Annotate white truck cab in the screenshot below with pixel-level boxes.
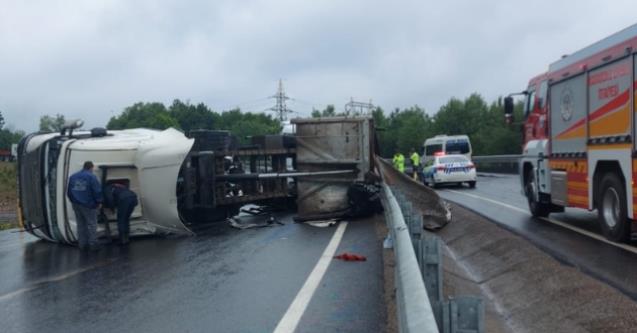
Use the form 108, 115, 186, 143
17, 127, 194, 243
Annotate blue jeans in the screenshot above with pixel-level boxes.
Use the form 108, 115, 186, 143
72, 203, 98, 248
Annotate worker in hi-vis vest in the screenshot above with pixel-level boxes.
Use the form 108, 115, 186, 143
392, 152, 405, 173
409, 148, 420, 180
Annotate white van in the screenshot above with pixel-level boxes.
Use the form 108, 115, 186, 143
422, 135, 472, 164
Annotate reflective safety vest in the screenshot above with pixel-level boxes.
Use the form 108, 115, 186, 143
410, 152, 420, 167
393, 154, 405, 173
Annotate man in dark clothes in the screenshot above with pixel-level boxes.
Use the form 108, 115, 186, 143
104, 183, 138, 245
67, 161, 103, 251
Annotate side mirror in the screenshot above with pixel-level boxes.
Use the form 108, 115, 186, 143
504, 97, 514, 124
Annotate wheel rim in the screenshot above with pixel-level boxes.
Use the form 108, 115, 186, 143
602, 187, 620, 229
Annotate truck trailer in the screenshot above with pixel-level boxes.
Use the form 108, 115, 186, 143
505, 23, 637, 242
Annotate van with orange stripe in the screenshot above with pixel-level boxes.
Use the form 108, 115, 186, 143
505, 24, 637, 242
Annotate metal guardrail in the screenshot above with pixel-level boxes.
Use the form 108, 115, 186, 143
381, 183, 484, 333
381, 182, 439, 333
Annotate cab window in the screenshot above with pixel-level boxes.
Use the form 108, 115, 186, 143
524, 89, 536, 119
538, 80, 548, 109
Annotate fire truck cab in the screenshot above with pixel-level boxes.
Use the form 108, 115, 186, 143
506, 24, 637, 242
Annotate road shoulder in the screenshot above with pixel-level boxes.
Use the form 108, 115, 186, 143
440, 203, 637, 332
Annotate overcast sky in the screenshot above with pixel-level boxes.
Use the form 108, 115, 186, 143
1, 0, 636, 132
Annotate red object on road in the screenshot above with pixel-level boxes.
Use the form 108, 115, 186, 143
333, 252, 367, 261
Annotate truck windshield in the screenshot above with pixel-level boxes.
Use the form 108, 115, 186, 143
445, 140, 469, 154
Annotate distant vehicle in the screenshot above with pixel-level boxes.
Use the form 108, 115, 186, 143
421, 135, 472, 164
422, 154, 476, 188
505, 23, 637, 242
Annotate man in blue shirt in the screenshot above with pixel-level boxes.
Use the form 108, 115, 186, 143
67, 161, 103, 250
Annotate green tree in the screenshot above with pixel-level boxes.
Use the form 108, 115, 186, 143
0, 128, 24, 150
39, 114, 66, 132
472, 98, 524, 155
390, 106, 433, 156
169, 99, 219, 132
217, 109, 281, 143
311, 105, 337, 118
107, 102, 179, 130
0, 110, 4, 129
106, 101, 282, 144
433, 94, 487, 136
374, 94, 523, 157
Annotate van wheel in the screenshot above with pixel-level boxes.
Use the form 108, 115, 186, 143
598, 173, 629, 242
525, 169, 550, 217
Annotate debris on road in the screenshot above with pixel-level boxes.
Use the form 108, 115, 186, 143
305, 220, 338, 228
333, 252, 367, 261
228, 214, 284, 230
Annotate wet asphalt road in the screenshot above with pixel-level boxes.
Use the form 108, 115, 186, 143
0, 213, 385, 333
436, 173, 637, 300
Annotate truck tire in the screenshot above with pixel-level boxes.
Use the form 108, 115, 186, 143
468, 181, 476, 188
597, 173, 630, 242
525, 169, 550, 217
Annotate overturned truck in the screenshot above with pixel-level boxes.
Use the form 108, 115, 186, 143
17, 117, 378, 244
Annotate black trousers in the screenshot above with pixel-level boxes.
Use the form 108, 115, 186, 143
117, 197, 138, 237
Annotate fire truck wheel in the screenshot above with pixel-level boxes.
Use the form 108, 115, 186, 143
525, 170, 550, 217
598, 173, 630, 242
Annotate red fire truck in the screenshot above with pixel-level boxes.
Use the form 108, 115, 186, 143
505, 24, 637, 242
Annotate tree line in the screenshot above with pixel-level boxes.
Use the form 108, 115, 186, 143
0, 111, 24, 151
106, 99, 282, 142
0, 93, 523, 156
309, 93, 524, 157
372, 93, 524, 157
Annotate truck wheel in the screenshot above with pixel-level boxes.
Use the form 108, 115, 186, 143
468, 181, 476, 188
525, 169, 550, 217
598, 173, 630, 242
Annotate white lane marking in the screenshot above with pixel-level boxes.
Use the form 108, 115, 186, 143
274, 221, 348, 333
445, 189, 528, 214
444, 189, 637, 255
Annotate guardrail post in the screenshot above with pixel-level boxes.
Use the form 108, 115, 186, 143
449, 296, 484, 333
411, 214, 423, 240
434, 301, 450, 333
420, 233, 443, 304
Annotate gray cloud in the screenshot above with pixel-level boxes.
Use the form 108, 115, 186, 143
0, 0, 635, 131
